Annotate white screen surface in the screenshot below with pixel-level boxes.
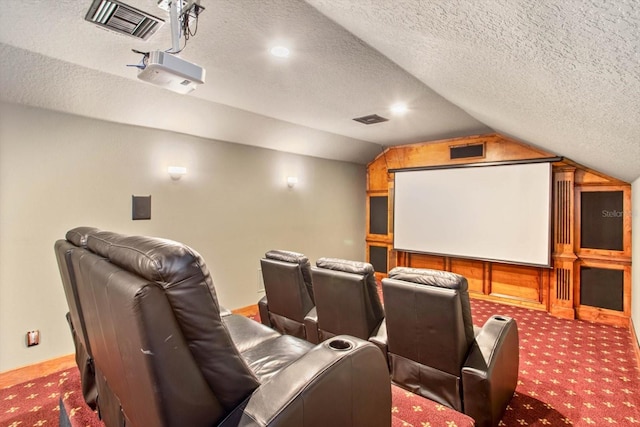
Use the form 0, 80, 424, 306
393, 162, 551, 266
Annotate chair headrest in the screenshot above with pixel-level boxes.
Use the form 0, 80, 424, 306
388, 267, 468, 292
65, 226, 100, 247
86, 231, 207, 288
316, 258, 374, 276
265, 249, 309, 266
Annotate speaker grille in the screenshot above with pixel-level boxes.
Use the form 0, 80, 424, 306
449, 143, 484, 159
555, 180, 571, 244
369, 246, 388, 273
580, 267, 623, 311
555, 268, 571, 301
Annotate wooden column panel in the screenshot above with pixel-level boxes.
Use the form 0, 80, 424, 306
550, 167, 577, 319
550, 259, 577, 318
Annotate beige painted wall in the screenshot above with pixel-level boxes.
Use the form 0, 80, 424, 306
0, 102, 366, 372
632, 177, 639, 347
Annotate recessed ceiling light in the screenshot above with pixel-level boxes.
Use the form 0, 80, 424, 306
270, 46, 290, 58
390, 103, 408, 115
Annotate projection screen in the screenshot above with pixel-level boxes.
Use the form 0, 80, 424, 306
393, 161, 552, 267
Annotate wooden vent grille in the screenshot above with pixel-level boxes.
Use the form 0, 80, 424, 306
555, 268, 571, 301
555, 180, 571, 244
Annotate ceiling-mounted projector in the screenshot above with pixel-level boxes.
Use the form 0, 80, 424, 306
137, 50, 205, 94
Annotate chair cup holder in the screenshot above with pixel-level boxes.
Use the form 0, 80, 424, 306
327, 338, 353, 351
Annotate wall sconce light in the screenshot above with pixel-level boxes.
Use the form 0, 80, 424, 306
287, 176, 298, 188
168, 166, 187, 180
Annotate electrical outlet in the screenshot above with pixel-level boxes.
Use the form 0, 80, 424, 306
26, 330, 40, 347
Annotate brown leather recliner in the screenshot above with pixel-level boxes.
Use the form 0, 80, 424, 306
54, 226, 100, 409
306, 258, 386, 350
258, 250, 315, 340
381, 267, 519, 427
55, 228, 391, 427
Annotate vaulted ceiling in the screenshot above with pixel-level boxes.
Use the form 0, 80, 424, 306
1, 1, 638, 181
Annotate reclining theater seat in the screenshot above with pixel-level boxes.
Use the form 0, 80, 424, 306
56, 227, 391, 427
382, 267, 519, 427
54, 226, 100, 409
307, 258, 385, 348
258, 249, 315, 339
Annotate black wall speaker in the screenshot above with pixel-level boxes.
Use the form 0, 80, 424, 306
132, 195, 151, 220
580, 191, 623, 250
450, 143, 485, 160
369, 245, 388, 273
369, 196, 388, 235
580, 266, 623, 311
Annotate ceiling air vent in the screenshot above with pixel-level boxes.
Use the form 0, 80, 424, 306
353, 114, 389, 125
85, 0, 164, 40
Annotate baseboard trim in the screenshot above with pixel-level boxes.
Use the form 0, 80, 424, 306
631, 318, 640, 371
0, 354, 75, 389
232, 304, 259, 318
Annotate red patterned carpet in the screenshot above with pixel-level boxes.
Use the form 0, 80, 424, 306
2, 299, 639, 427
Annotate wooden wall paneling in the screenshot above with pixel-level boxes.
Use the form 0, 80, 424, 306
490, 264, 544, 306
367, 155, 389, 192
450, 258, 485, 294
483, 262, 491, 295
365, 133, 631, 326
388, 181, 395, 235
541, 267, 551, 311
406, 253, 447, 271
550, 167, 577, 319
569, 158, 629, 186
380, 134, 554, 170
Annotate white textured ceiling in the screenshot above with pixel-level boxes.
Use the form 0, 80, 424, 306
305, 0, 640, 181
1, 0, 638, 181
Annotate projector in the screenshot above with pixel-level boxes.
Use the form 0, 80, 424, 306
137, 50, 205, 94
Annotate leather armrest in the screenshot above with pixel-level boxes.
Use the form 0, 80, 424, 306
368, 319, 388, 367
462, 315, 519, 427
220, 336, 391, 427
303, 307, 319, 344
258, 295, 271, 327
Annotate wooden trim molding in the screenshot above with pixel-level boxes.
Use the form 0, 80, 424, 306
232, 304, 259, 318
0, 354, 75, 389
631, 318, 640, 371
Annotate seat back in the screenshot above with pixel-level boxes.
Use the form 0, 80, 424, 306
54, 227, 99, 408
384, 267, 474, 370
384, 267, 520, 426
382, 267, 475, 411
311, 258, 384, 342
382, 267, 474, 411
61, 228, 260, 426
260, 250, 315, 338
